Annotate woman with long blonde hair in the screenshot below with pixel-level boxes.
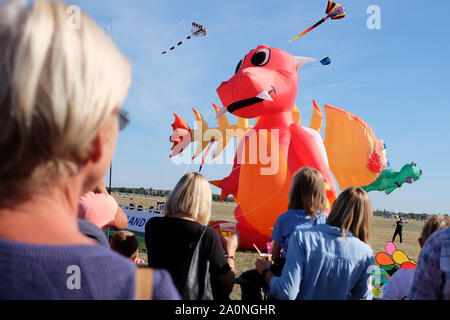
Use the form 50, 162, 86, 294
256, 186, 375, 300
239, 167, 328, 300
145, 172, 238, 300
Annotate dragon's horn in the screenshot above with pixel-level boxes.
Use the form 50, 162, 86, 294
294, 56, 316, 70
209, 180, 221, 188
212, 103, 230, 158
292, 105, 301, 125
191, 108, 211, 159
310, 100, 323, 132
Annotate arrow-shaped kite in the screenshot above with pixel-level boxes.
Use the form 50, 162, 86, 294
161, 22, 207, 54
289, 0, 345, 43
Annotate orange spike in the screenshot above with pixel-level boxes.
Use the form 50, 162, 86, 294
171, 113, 190, 132
209, 180, 221, 188
310, 100, 323, 132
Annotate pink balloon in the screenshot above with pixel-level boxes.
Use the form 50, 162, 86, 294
385, 241, 396, 255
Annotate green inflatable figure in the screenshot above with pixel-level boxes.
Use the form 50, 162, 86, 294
362, 162, 422, 195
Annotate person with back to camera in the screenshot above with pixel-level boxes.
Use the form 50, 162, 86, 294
255, 187, 375, 300
145, 172, 239, 300
237, 167, 329, 300
77, 178, 128, 247
0, 0, 179, 300
78, 178, 129, 231
407, 226, 450, 300
383, 215, 450, 300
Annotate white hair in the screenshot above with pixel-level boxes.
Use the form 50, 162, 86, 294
0, 0, 131, 201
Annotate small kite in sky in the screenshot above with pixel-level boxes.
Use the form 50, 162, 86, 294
161, 22, 207, 54
289, 0, 345, 43
320, 57, 331, 65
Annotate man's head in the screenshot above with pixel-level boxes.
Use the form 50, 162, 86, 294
110, 230, 140, 261
418, 215, 450, 248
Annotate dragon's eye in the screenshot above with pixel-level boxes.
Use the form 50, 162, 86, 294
235, 56, 245, 74
251, 48, 271, 66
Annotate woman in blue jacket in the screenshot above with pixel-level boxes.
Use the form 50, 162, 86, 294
255, 187, 375, 300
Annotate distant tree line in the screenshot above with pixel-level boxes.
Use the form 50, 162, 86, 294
373, 209, 447, 221
111, 187, 235, 203
212, 194, 235, 203
110, 187, 170, 197
111, 188, 446, 213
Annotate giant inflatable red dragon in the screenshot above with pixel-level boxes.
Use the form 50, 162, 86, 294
169, 45, 389, 249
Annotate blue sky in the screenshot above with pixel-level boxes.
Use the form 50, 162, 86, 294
68, 0, 449, 214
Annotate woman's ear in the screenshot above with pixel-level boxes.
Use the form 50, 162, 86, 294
131, 250, 139, 263
88, 129, 105, 164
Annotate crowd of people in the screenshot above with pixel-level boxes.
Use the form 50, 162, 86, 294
0, 0, 448, 301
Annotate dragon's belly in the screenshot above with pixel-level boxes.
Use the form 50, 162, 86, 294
236, 130, 292, 237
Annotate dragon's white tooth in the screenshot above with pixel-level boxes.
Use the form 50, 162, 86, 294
215, 107, 228, 119
256, 91, 273, 101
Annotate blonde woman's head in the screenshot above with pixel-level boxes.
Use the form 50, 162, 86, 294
164, 172, 212, 226
419, 215, 450, 247
0, 0, 131, 203
288, 167, 327, 219
326, 187, 373, 244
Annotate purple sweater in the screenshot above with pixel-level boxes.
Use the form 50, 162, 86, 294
0, 237, 180, 300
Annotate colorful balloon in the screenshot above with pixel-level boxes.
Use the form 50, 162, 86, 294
392, 250, 411, 265
376, 252, 395, 266
385, 241, 396, 255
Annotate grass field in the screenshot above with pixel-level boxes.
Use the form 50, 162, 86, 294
113, 193, 425, 300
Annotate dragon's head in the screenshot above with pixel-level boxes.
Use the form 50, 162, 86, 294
216, 45, 315, 119
401, 162, 423, 184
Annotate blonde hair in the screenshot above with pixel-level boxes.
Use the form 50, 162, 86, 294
326, 187, 373, 244
420, 215, 450, 244
0, 0, 131, 203
164, 172, 212, 226
288, 167, 327, 220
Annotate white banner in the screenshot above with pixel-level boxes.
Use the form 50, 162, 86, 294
123, 208, 164, 233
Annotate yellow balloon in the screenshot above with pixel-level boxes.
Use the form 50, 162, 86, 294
392, 250, 410, 265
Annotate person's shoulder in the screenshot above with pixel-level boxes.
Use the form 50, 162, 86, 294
204, 225, 221, 241
79, 244, 135, 268
79, 192, 117, 211
145, 216, 165, 230
291, 224, 318, 242
79, 191, 95, 201
274, 210, 291, 222
356, 239, 374, 258
421, 227, 450, 255
78, 219, 109, 247
427, 227, 450, 244
315, 212, 328, 224
151, 268, 181, 300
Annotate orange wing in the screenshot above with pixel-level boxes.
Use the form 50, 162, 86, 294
323, 104, 387, 189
